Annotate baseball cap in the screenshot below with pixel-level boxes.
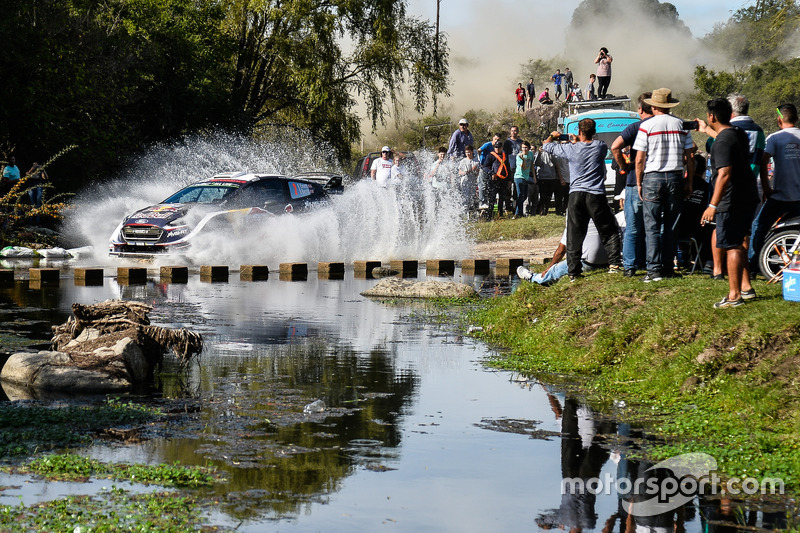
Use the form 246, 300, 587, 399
493, 141, 503, 148
459, 118, 468, 125
381, 146, 391, 152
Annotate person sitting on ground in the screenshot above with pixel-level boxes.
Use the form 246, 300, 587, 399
539, 88, 553, 105
517, 218, 623, 285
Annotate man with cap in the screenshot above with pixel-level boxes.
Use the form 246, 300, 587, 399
447, 119, 475, 160
370, 146, 395, 186
633, 88, 695, 282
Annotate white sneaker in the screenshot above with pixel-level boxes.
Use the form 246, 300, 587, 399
479, 203, 489, 210
516, 266, 533, 281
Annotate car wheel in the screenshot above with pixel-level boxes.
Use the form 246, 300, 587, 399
759, 229, 800, 279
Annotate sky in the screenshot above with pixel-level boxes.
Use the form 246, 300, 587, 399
364, 0, 752, 142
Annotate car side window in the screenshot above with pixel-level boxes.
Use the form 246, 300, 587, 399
240, 180, 286, 208
288, 181, 315, 199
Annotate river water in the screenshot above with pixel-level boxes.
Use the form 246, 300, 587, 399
0, 266, 788, 532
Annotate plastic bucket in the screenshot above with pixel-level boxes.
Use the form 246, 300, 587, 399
783, 269, 800, 301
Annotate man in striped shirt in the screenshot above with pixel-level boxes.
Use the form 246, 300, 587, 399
633, 88, 695, 282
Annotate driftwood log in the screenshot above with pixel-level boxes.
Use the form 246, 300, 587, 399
51, 300, 203, 369
0, 300, 204, 397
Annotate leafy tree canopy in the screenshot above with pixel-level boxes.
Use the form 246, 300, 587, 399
703, 0, 800, 65
0, 0, 449, 187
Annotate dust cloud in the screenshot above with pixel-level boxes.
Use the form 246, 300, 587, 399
370, 0, 735, 139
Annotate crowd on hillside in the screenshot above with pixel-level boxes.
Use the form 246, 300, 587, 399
370, 84, 800, 308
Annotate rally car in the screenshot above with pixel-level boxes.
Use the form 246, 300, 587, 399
109, 172, 334, 257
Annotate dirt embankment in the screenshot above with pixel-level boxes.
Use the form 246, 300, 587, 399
472, 237, 561, 264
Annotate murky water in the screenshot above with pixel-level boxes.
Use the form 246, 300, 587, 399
0, 269, 789, 532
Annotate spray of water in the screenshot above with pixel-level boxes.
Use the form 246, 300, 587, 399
63, 132, 474, 265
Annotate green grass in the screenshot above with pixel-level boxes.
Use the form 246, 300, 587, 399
0, 487, 227, 532
19, 454, 219, 487
470, 214, 565, 242
470, 270, 800, 489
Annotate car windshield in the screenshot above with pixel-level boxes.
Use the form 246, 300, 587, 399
162, 183, 240, 204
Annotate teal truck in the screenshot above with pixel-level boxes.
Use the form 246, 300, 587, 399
558, 97, 640, 204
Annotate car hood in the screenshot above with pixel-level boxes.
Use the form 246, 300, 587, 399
123, 204, 191, 228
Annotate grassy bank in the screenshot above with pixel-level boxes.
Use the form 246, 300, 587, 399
471, 268, 800, 489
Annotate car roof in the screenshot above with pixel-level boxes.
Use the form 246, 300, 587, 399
207, 172, 285, 183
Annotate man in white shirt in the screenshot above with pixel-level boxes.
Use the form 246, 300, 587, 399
633, 88, 694, 282
370, 146, 394, 186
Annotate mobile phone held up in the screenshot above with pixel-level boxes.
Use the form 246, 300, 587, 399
557, 134, 570, 141
682, 120, 699, 130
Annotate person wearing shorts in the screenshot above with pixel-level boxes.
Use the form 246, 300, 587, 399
698, 98, 759, 308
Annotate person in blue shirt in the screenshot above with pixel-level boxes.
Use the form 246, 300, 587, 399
2, 156, 20, 196
478, 134, 501, 210
551, 69, 565, 101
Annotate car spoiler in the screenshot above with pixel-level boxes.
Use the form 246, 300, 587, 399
291, 173, 344, 194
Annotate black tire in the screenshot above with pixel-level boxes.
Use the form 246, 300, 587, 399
759, 229, 800, 279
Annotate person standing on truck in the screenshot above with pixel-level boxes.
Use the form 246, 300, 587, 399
542, 118, 623, 280
633, 88, 694, 282
594, 47, 613, 99
611, 92, 653, 276
585, 74, 597, 101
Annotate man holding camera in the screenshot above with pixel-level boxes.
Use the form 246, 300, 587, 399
542, 119, 623, 281
633, 88, 695, 282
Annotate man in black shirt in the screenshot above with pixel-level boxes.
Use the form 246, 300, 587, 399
698, 98, 759, 308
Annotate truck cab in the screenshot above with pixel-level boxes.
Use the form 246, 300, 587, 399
558, 97, 640, 204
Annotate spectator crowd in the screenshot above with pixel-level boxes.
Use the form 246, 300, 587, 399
369, 80, 800, 308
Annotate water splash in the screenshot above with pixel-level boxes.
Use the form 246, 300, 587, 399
63, 132, 474, 265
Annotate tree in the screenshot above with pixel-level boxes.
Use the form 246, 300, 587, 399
0, 0, 449, 187
224, 0, 449, 161
0, 0, 233, 188
703, 0, 800, 64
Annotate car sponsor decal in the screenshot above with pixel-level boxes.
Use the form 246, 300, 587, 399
289, 181, 313, 199
135, 211, 177, 219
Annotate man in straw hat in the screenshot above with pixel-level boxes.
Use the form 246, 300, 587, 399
632, 88, 695, 282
